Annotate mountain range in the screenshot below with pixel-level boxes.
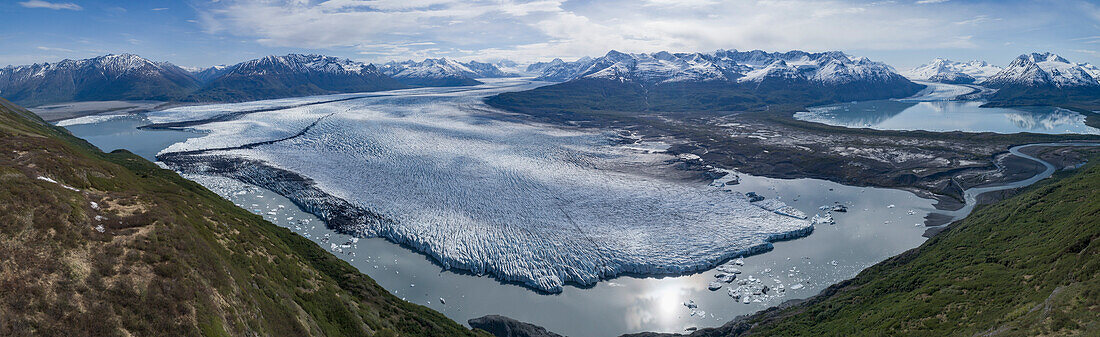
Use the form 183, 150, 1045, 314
0, 54, 200, 106
527, 50, 912, 87
0, 54, 519, 106
982, 52, 1099, 89
979, 53, 1100, 108
4, 51, 1098, 111
379, 58, 516, 87
183, 54, 406, 102
902, 58, 1004, 84
491, 49, 925, 115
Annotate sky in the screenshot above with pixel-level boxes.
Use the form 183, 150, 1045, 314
2, 0, 1099, 69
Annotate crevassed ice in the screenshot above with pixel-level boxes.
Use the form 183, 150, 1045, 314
166, 82, 813, 292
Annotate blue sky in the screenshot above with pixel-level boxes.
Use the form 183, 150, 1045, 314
2, 0, 1099, 69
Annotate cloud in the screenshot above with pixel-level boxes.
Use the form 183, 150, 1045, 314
192, 0, 1061, 63
955, 15, 1000, 25
915, 0, 949, 4
18, 0, 82, 10
36, 46, 73, 52
152, 8, 169, 11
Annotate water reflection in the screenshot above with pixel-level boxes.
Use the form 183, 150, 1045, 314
796, 100, 1099, 134
625, 279, 698, 331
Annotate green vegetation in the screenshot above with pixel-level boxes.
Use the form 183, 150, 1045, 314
0, 98, 487, 336
637, 157, 1100, 336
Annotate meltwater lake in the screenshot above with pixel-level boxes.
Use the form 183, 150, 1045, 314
62, 79, 1046, 336
794, 100, 1099, 134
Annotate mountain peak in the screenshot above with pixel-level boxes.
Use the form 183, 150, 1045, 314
903, 57, 1002, 83
1023, 52, 1068, 64
984, 52, 1098, 88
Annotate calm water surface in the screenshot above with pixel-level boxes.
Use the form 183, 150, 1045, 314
794, 100, 1099, 134
59, 115, 201, 160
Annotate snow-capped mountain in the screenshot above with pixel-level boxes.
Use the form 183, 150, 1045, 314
188, 65, 229, 83
526, 57, 595, 81
903, 58, 1003, 84
487, 59, 525, 75
1080, 62, 1100, 80
463, 61, 513, 78
186, 54, 406, 102
529, 49, 911, 87
491, 49, 924, 114
982, 52, 1099, 89
380, 58, 516, 87
0, 53, 200, 106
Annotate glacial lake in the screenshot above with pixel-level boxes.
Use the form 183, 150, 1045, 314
58, 114, 202, 161
794, 100, 1100, 134
61, 83, 942, 336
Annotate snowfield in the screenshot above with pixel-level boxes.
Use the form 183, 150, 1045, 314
158, 79, 814, 293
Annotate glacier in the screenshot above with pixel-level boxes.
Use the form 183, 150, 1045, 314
157, 79, 814, 293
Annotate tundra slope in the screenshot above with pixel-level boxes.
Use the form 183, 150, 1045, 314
0, 98, 486, 336
157, 80, 816, 293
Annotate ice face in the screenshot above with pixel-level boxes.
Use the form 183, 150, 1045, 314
160, 80, 813, 293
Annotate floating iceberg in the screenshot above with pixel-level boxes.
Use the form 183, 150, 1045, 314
752, 199, 808, 219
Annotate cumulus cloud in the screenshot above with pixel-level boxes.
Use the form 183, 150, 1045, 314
192, 0, 1068, 62
18, 0, 82, 10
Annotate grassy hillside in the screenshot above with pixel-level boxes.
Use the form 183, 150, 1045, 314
628, 156, 1100, 337
0, 98, 486, 337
